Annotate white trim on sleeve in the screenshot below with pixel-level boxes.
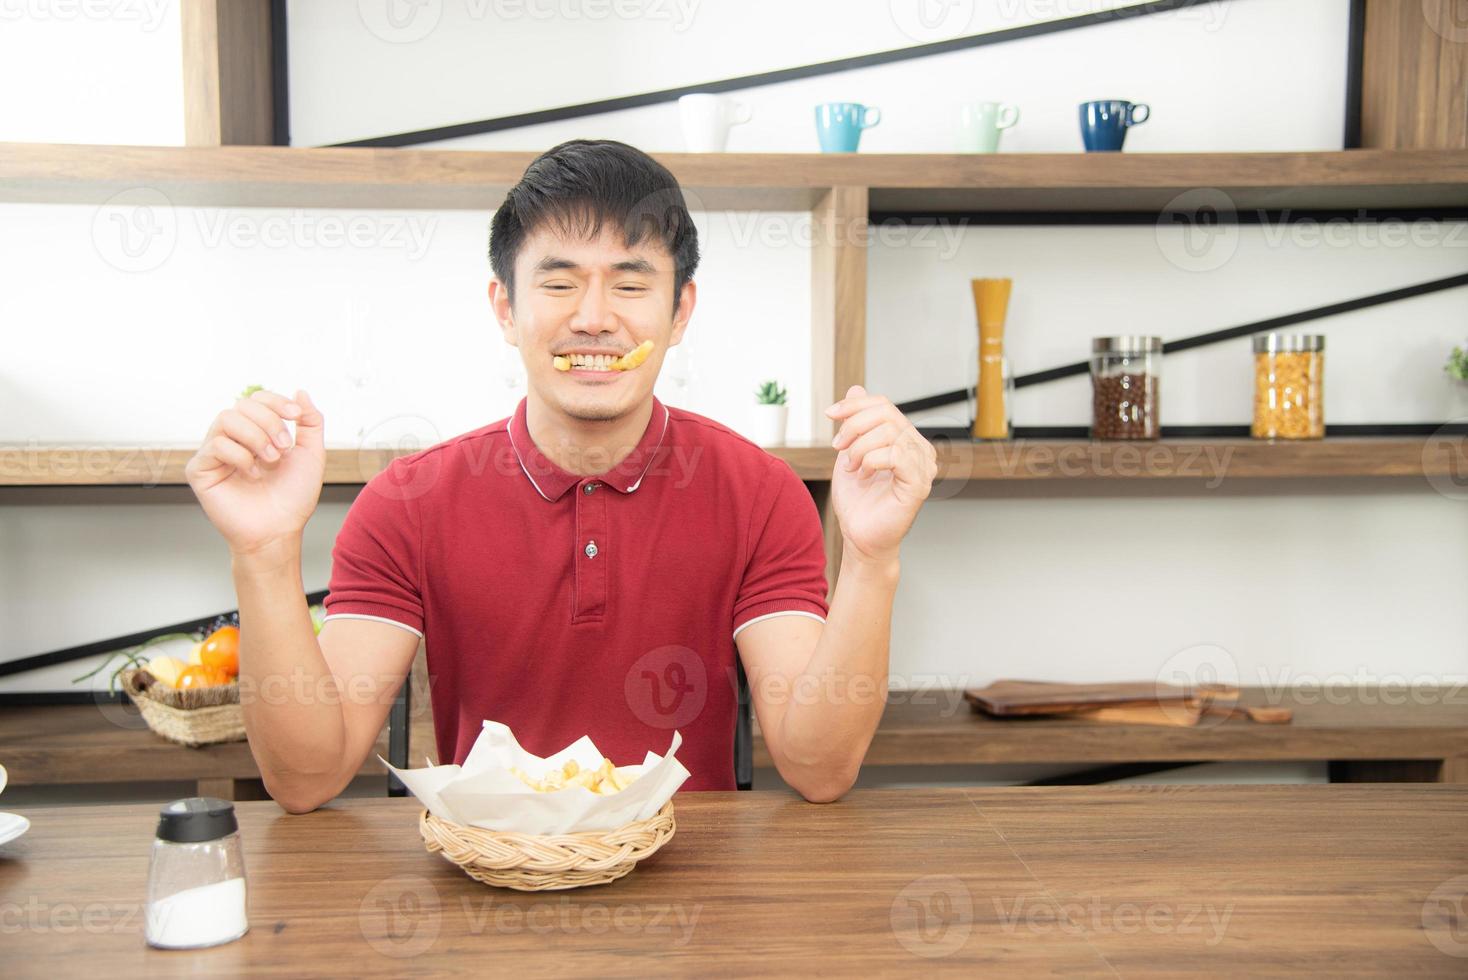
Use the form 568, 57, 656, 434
321, 612, 425, 639
731, 609, 826, 641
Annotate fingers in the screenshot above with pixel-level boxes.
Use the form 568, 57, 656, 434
221, 402, 285, 464
235, 398, 294, 457
850, 445, 894, 477
192, 434, 261, 481
188, 387, 319, 492
290, 389, 324, 452
841, 421, 897, 469
832, 402, 900, 450
246, 388, 302, 420
826, 392, 887, 421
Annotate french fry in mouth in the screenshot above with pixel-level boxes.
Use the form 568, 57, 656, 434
614, 339, 654, 371
552, 340, 655, 373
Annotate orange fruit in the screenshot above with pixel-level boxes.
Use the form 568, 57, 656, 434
177, 664, 231, 690
200, 626, 240, 678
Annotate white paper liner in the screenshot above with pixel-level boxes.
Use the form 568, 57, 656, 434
379, 720, 690, 835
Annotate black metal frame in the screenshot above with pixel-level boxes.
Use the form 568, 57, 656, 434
1344, 0, 1367, 148
270, 0, 291, 146
0, 590, 329, 682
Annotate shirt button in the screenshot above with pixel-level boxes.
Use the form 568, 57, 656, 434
584, 540, 598, 559
583, 483, 599, 495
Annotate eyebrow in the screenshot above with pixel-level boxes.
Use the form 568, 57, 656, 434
532, 256, 658, 275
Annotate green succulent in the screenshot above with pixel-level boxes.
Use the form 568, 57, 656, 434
1446, 346, 1468, 382
755, 380, 787, 406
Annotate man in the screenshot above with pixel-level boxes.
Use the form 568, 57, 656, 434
186, 140, 936, 810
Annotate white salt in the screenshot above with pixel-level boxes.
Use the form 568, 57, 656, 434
145, 876, 249, 949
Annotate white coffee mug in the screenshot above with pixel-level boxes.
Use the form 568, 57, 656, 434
679, 94, 753, 152
957, 102, 1020, 153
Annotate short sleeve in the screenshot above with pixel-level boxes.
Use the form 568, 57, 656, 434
323, 460, 425, 639
732, 459, 830, 640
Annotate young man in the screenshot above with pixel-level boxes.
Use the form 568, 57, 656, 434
185, 140, 936, 810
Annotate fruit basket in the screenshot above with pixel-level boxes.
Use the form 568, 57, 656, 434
119, 666, 245, 747
72, 606, 324, 748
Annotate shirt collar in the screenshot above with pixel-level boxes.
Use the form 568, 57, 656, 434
508, 395, 671, 502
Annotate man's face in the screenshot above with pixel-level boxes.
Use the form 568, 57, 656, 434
491, 221, 693, 424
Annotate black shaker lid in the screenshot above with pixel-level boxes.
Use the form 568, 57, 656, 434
156, 796, 238, 843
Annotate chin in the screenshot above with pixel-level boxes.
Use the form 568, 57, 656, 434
556, 389, 639, 423
564, 403, 625, 422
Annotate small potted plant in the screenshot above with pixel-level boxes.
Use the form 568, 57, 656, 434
1447, 343, 1468, 384
752, 380, 788, 446
1447, 344, 1468, 412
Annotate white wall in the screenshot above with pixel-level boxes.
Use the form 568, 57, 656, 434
0, 0, 183, 145
3, 0, 1465, 711
290, 0, 1344, 152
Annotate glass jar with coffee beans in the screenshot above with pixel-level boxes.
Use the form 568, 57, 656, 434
1090, 336, 1162, 440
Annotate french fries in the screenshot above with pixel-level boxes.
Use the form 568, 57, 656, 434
509, 757, 635, 795
552, 340, 655, 373
615, 340, 654, 371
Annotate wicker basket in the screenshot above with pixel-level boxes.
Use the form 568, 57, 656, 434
419, 801, 676, 891
118, 668, 247, 747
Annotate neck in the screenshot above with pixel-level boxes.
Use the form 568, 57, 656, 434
525, 391, 656, 476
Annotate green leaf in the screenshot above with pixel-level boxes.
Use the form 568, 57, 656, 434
1446, 346, 1468, 382
754, 380, 787, 405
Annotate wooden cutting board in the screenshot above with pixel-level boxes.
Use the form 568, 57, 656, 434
963, 679, 1240, 717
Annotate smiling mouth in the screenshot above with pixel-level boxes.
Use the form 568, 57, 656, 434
552, 340, 654, 374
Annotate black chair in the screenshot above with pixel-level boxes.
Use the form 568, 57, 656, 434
734, 658, 752, 790
386, 678, 410, 796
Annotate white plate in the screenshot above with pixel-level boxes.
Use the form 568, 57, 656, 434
0, 812, 30, 847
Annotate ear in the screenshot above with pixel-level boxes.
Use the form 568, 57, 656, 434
668, 278, 696, 347
488, 278, 518, 347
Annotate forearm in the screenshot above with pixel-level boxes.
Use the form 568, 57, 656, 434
772, 545, 898, 797
231, 538, 347, 807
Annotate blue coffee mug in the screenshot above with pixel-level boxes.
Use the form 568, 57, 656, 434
815, 102, 881, 153
1079, 100, 1150, 152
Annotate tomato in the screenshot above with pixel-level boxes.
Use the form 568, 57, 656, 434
177, 664, 231, 689
200, 626, 240, 678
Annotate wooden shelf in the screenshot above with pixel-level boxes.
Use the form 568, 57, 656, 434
0, 444, 840, 486
938, 437, 1454, 481
0, 438, 1452, 486
754, 688, 1468, 770
2, 144, 1465, 213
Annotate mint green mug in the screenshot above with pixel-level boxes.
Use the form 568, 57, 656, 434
957, 102, 1020, 153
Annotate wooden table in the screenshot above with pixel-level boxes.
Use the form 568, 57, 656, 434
3, 786, 1466, 976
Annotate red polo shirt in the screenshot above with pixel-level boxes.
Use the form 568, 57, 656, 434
322, 395, 829, 790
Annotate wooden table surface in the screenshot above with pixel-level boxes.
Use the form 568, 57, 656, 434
3, 786, 1466, 976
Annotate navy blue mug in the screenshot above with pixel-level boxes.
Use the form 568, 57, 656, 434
1079, 100, 1150, 152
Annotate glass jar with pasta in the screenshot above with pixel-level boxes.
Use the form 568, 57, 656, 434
1252, 334, 1324, 439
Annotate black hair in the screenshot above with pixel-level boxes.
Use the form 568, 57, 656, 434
488, 139, 700, 315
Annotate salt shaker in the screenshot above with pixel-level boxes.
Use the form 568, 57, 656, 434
145, 797, 249, 949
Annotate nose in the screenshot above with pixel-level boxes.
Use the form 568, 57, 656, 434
568, 280, 618, 337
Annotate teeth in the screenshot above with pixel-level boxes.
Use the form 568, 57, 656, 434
559, 353, 617, 371
554, 341, 655, 374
